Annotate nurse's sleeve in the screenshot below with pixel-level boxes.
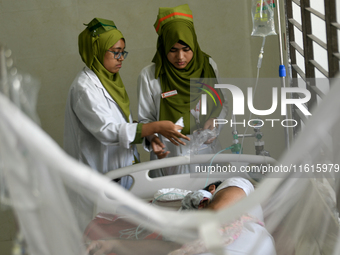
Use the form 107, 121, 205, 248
74, 89, 138, 148
137, 68, 159, 124
137, 67, 159, 150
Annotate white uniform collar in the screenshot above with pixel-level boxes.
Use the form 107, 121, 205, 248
83, 67, 116, 103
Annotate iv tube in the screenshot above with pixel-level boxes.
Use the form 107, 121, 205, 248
204, 37, 267, 186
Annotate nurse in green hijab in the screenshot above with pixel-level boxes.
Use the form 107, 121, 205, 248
64, 18, 189, 231
138, 5, 228, 176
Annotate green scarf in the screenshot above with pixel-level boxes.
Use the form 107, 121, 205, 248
78, 20, 130, 122
153, 19, 223, 135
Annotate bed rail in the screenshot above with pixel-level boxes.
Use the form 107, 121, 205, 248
104, 154, 278, 200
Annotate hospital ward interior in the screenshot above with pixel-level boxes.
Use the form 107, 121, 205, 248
1, 0, 340, 254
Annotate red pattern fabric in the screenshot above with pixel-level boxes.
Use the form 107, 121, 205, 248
83, 213, 162, 255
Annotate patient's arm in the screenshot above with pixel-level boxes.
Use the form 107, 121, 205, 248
86, 239, 181, 255
205, 186, 246, 211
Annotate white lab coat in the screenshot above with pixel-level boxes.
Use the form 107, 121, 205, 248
64, 67, 137, 230
137, 59, 228, 176
64, 67, 139, 175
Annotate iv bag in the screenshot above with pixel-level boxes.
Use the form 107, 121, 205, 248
251, 0, 277, 37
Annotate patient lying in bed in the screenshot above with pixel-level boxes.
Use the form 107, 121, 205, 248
86, 177, 276, 255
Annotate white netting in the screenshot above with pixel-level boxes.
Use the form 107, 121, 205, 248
1, 44, 340, 254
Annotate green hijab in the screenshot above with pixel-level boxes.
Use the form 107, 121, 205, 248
78, 18, 130, 122
153, 11, 223, 135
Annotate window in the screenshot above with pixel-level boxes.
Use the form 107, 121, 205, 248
285, 0, 339, 135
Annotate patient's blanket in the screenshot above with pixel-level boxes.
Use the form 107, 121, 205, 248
168, 214, 264, 255
84, 213, 162, 255
84, 212, 162, 240
83, 212, 272, 255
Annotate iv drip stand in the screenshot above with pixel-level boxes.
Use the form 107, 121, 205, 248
276, 0, 290, 149
0, 45, 9, 97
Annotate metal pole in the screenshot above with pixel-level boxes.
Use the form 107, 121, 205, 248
0, 45, 9, 97
276, 0, 290, 149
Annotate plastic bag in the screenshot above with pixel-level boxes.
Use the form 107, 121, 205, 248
251, 0, 277, 37
189, 127, 219, 155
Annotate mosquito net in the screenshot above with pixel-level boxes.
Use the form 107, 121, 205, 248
1, 46, 340, 255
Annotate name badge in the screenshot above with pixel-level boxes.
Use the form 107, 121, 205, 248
161, 90, 178, 98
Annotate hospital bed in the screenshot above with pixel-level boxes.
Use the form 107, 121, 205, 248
94, 153, 278, 220
93, 154, 339, 255
104, 153, 278, 200
90, 153, 279, 255
89, 151, 339, 255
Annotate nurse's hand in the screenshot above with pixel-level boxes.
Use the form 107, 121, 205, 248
151, 137, 170, 159
141, 121, 190, 146
155, 121, 190, 146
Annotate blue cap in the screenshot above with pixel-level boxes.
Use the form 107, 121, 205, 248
279, 65, 286, 77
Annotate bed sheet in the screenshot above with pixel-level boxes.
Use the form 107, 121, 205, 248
83, 212, 163, 255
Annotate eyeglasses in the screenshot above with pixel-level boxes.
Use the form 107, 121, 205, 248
107, 50, 128, 59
